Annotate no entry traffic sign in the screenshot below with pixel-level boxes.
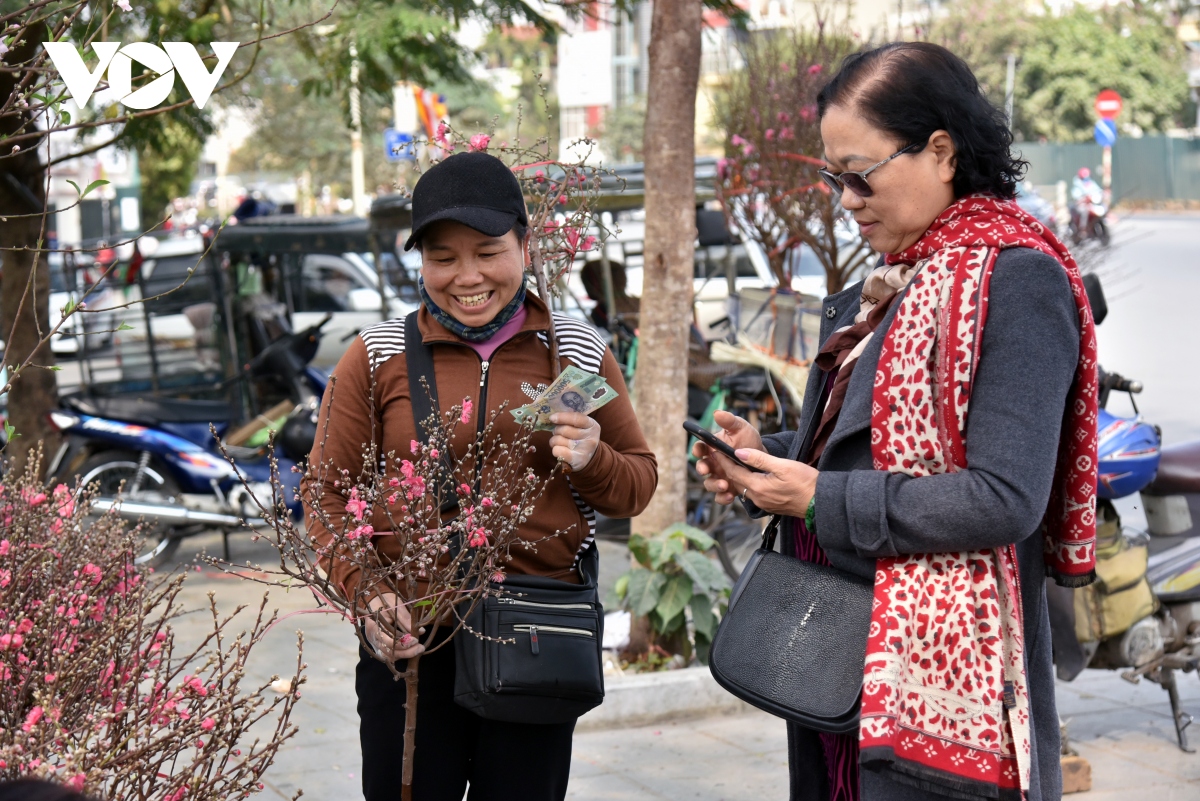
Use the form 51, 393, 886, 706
1095, 89, 1123, 120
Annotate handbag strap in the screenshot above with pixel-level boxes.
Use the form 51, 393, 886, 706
404, 311, 458, 514
405, 311, 439, 437
761, 515, 781, 552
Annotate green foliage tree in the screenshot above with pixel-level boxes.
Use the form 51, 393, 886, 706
931, 1, 1190, 142
228, 10, 560, 204
138, 115, 207, 230
225, 43, 399, 201
1017, 6, 1190, 142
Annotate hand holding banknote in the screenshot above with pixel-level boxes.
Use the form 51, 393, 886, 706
510, 366, 618, 432
548, 412, 601, 472
512, 365, 618, 472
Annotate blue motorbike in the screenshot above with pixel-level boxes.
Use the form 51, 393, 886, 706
1050, 276, 1200, 751
45, 315, 330, 566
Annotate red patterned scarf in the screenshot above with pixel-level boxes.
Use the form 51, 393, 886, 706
858, 195, 1098, 798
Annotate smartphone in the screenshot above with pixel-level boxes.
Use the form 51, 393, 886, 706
683, 420, 766, 473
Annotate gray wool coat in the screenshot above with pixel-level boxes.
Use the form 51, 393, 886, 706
755, 247, 1079, 801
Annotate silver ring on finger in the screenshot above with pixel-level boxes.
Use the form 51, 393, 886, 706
740, 487, 749, 503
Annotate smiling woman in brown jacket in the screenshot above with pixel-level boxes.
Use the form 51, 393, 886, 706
305, 152, 656, 801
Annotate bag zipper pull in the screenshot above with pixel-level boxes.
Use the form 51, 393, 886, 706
529, 624, 539, 655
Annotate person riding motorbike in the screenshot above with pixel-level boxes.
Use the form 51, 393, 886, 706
1070, 167, 1103, 234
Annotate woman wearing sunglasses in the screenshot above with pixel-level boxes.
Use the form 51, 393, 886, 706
696, 43, 1097, 801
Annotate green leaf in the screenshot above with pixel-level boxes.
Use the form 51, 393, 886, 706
65, 179, 80, 196
412, 599, 433, 609
82, 179, 110, 198
690, 593, 716, 641
613, 572, 630, 600
59, 109, 70, 125
674, 550, 731, 595
3, 422, 15, 442
661, 522, 716, 551
628, 533, 651, 567
650, 535, 684, 570
117, 322, 134, 331
655, 574, 694, 625
61, 299, 76, 317
658, 609, 686, 635
49, 365, 61, 372
625, 568, 666, 617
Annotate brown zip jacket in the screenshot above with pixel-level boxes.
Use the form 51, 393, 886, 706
304, 294, 657, 603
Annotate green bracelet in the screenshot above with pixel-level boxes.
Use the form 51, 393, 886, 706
804, 497, 817, 533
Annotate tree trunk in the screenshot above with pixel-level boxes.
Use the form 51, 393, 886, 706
631, 0, 703, 536
0, 29, 59, 472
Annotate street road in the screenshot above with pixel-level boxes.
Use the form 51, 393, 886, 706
1092, 213, 1200, 445
1088, 213, 1200, 530
160, 212, 1200, 799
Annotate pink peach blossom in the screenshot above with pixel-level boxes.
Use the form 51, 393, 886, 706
22, 706, 43, 731
344, 488, 368, 521
348, 524, 374, 540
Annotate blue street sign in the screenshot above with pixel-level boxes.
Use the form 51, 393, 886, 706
1093, 118, 1117, 148
384, 128, 415, 162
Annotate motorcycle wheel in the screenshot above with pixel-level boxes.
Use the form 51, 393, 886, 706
1093, 219, 1111, 247
77, 450, 184, 568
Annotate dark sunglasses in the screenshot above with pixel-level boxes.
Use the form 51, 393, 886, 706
818, 142, 921, 198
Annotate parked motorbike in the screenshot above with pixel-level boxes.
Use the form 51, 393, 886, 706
44, 315, 330, 566
1049, 276, 1200, 751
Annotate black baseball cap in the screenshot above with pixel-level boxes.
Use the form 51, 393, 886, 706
403, 151, 528, 251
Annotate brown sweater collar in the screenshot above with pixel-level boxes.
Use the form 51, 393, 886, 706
416, 290, 553, 345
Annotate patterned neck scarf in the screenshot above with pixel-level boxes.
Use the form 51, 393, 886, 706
418, 277, 527, 342
859, 194, 1098, 799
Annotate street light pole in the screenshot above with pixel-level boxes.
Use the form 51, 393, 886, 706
349, 41, 367, 217
1004, 53, 1016, 127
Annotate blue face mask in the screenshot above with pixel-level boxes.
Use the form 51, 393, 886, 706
418, 277, 528, 343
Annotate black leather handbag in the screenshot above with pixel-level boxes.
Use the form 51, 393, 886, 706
708, 516, 873, 733
403, 312, 605, 725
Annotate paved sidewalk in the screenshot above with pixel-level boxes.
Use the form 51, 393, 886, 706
166, 532, 1200, 800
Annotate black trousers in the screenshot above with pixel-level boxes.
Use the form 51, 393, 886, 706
356, 634, 576, 801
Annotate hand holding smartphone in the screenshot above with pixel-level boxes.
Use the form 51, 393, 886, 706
683, 420, 766, 474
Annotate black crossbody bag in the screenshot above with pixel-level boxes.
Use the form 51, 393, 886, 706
403, 312, 605, 725
708, 516, 873, 733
